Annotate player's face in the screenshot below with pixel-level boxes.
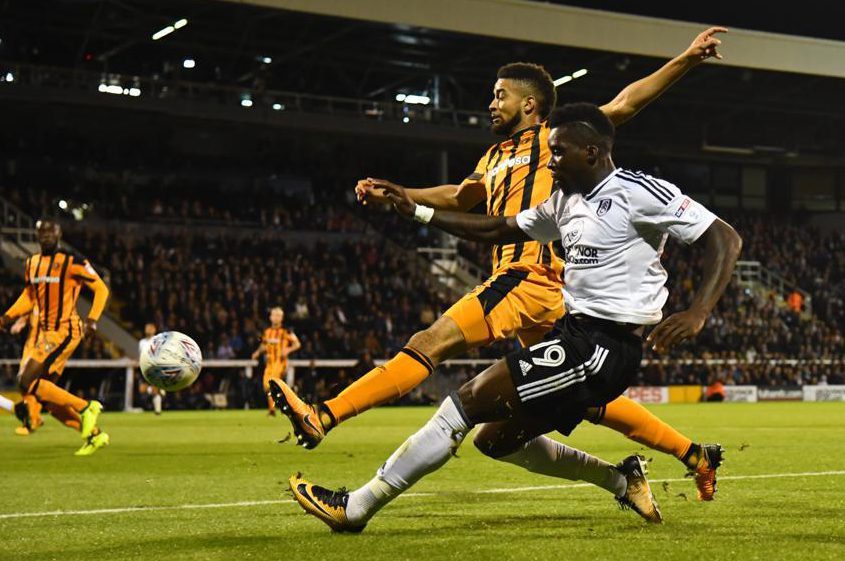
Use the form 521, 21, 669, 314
144, 324, 156, 337
270, 309, 284, 325
547, 126, 595, 194
35, 221, 60, 253
489, 79, 526, 136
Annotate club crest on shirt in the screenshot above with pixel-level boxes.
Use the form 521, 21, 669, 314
596, 198, 612, 217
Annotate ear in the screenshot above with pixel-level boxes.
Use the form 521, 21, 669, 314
585, 145, 600, 165
523, 95, 537, 116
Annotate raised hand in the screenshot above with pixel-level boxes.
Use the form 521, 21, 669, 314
379, 181, 417, 219
354, 178, 394, 205
684, 26, 728, 62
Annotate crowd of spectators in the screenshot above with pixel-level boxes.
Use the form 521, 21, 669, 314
2, 174, 844, 402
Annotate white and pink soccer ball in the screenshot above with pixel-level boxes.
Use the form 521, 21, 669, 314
139, 331, 203, 391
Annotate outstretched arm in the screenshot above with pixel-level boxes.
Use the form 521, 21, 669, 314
355, 177, 486, 212
647, 219, 742, 353
0, 287, 35, 331
381, 182, 530, 244
600, 27, 728, 126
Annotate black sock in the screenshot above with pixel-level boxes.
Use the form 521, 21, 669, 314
681, 443, 702, 469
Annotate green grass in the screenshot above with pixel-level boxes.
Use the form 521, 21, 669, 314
2, 403, 845, 561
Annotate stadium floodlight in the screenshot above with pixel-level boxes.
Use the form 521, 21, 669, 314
152, 18, 188, 40
272, 103, 284, 111
395, 93, 406, 102
403, 116, 410, 123
262, 56, 272, 64
553, 75, 573, 86
152, 26, 175, 41
4, 72, 13, 82
241, 98, 253, 108
572, 68, 588, 78
183, 58, 196, 69
58, 200, 68, 210
403, 94, 430, 105
98, 83, 124, 95
128, 88, 141, 97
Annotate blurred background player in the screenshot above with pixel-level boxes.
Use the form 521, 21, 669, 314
138, 322, 165, 415
271, 28, 726, 499
0, 219, 111, 456
252, 307, 300, 416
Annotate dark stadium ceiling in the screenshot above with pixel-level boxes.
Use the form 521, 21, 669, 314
1, 0, 844, 160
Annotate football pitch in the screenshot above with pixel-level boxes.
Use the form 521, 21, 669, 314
2, 403, 844, 561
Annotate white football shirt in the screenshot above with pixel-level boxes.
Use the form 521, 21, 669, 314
515, 168, 717, 325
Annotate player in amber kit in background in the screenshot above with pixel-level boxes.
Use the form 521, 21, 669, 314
0, 219, 111, 456
252, 307, 300, 415
271, 28, 728, 500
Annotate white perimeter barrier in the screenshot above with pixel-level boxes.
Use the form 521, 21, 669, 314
0, 359, 843, 410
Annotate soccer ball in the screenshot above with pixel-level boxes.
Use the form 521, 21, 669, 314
139, 331, 203, 391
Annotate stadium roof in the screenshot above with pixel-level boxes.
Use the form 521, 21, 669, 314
1, 1, 843, 161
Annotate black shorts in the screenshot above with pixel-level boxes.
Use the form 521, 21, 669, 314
506, 314, 643, 435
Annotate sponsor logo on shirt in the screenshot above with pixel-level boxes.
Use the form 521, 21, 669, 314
562, 220, 601, 265
487, 154, 531, 178
675, 198, 691, 218
31, 276, 60, 284
563, 219, 584, 248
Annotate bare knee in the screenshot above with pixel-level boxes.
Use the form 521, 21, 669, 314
407, 317, 466, 363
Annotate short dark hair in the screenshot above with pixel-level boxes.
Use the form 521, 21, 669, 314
548, 102, 615, 151
497, 62, 556, 119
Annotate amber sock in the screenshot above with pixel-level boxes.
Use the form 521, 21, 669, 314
28, 379, 88, 413
598, 396, 693, 466
323, 347, 434, 425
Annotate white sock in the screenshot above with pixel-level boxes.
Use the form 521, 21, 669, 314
498, 436, 627, 497
152, 393, 162, 414
0, 394, 14, 413
346, 395, 471, 524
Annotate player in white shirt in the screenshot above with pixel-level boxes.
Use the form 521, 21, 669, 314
138, 322, 164, 415
288, 103, 742, 532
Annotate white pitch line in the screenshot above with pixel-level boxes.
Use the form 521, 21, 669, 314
1, 470, 843, 521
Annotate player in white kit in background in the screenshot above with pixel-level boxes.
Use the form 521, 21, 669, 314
286, 103, 742, 532
138, 322, 164, 415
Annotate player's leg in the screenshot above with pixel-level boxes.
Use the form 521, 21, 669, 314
288, 359, 513, 531
20, 333, 102, 440
0, 393, 13, 413
151, 387, 163, 416
472, 420, 626, 498
289, 336, 660, 530
272, 270, 561, 448
263, 365, 280, 415
584, 389, 723, 501
44, 401, 81, 430
270, 310, 468, 448
517, 303, 722, 499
